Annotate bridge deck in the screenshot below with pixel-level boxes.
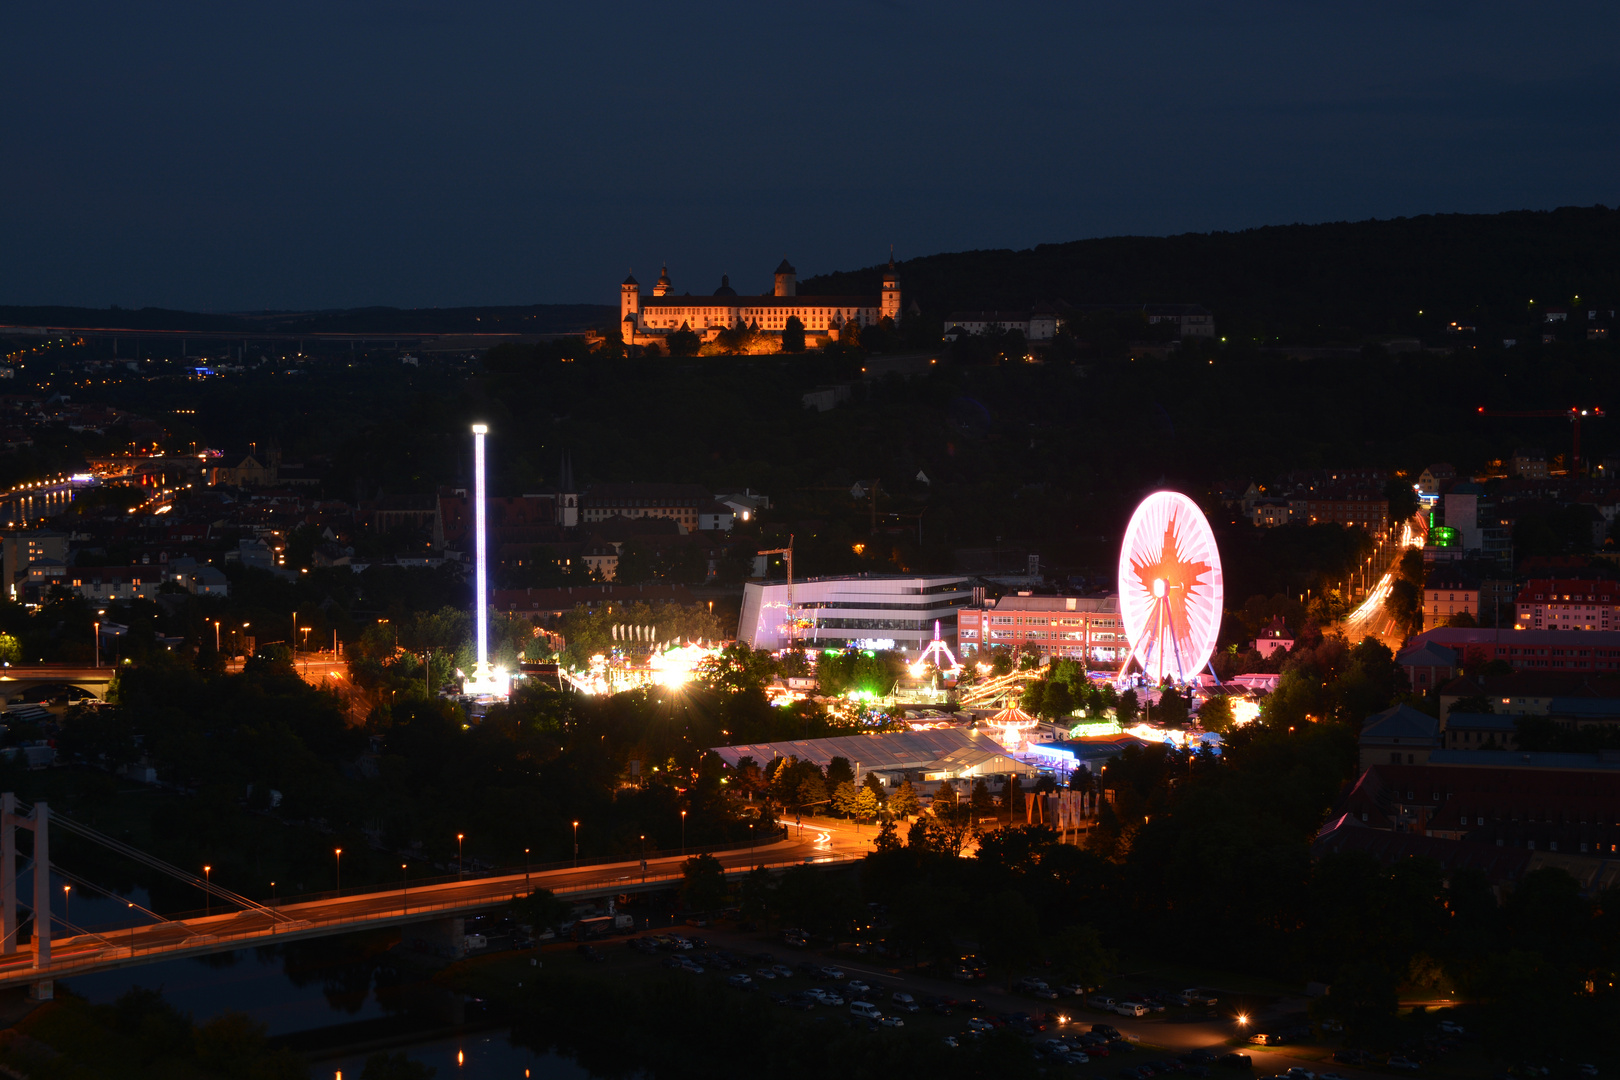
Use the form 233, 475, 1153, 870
0, 823, 872, 989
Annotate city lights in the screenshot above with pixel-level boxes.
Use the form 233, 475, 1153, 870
461, 424, 509, 699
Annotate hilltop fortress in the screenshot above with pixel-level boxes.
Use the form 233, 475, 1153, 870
619, 258, 900, 349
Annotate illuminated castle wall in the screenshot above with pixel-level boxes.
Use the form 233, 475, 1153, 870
619, 258, 900, 347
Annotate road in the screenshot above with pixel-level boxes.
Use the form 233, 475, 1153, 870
0, 817, 878, 990
1339, 518, 1425, 653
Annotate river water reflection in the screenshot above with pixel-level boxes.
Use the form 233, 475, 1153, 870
60, 928, 586, 1079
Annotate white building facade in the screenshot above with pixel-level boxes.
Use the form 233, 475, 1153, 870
738, 574, 974, 654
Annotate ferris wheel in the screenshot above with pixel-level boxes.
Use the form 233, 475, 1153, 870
1117, 491, 1223, 684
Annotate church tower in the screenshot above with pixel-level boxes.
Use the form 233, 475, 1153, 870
774, 259, 797, 297
653, 264, 672, 297
881, 254, 901, 322
620, 272, 640, 324
556, 452, 578, 528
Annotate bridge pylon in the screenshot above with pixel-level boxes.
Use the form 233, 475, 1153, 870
1, 794, 50, 977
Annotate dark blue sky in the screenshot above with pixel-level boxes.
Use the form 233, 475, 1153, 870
4, 1, 1617, 311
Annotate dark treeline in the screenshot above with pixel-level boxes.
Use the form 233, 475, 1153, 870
807, 205, 1620, 345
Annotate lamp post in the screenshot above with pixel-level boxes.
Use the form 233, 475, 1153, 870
640, 835, 646, 882
524, 848, 530, 889
572, 821, 580, 868
402, 864, 408, 907
128, 901, 135, 953
92, 621, 100, 668
680, 810, 687, 857
213, 620, 220, 652
202, 865, 211, 918
334, 848, 342, 895
749, 823, 754, 866
62, 884, 70, 936
457, 833, 465, 879
270, 881, 277, 913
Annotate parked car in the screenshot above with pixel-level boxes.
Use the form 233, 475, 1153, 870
891, 992, 920, 1012
1178, 988, 1219, 1006
1217, 1053, 1252, 1069
1085, 994, 1118, 1012
847, 980, 871, 993
820, 966, 846, 980
1092, 1024, 1121, 1039
878, 1015, 904, 1028
726, 973, 752, 988
849, 1001, 882, 1021
1061, 1052, 1091, 1065
1387, 1056, 1421, 1071
1182, 1050, 1218, 1066
943, 1035, 959, 1048
1437, 1021, 1465, 1035
1248, 1033, 1284, 1046
967, 1017, 996, 1032
1115, 1002, 1149, 1017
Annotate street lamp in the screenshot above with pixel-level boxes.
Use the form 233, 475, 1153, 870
62, 884, 70, 935
524, 848, 530, 889
270, 881, 277, 910
213, 620, 220, 652
640, 835, 646, 882
334, 848, 342, 894
572, 821, 580, 868
749, 822, 755, 866
128, 901, 136, 953
92, 621, 100, 668
202, 864, 212, 918
456, 833, 465, 878
680, 810, 687, 857
402, 864, 409, 907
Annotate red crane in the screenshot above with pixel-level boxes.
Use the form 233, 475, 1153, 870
1475, 406, 1605, 474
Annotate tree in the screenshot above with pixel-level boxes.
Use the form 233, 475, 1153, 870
831, 780, 859, 817
970, 777, 996, 814
889, 779, 920, 820
1051, 924, 1117, 988
1198, 694, 1236, 734
680, 853, 726, 912
1447, 610, 1477, 628
826, 755, 855, 790
666, 324, 701, 356
781, 316, 806, 353
796, 771, 828, 812
1153, 686, 1190, 728
978, 890, 1040, 988
852, 786, 880, 821
1041, 679, 1076, 720
932, 779, 958, 807
1117, 688, 1139, 725
873, 817, 902, 853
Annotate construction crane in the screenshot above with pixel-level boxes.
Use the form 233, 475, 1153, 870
1475, 406, 1605, 474
757, 536, 795, 648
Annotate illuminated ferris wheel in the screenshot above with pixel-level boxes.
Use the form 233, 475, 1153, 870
1117, 491, 1223, 685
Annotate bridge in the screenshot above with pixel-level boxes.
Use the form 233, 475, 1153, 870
0, 795, 872, 999
0, 667, 116, 704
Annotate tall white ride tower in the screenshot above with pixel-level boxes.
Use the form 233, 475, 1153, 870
462, 424, 509, 698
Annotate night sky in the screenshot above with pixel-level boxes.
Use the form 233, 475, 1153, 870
4, 1, 1617, 311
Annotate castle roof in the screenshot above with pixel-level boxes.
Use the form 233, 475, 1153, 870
775, 259, 796, 274
639, 294, 879, 310
713, 274, 737, 297
622, 272, 639, 286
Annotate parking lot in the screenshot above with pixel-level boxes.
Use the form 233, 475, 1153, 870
554, 921, 1430, 1079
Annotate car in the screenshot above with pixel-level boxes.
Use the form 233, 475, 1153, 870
1437, 1020, 1465, 1035
1248, 1033, 1284, 1046
820, 966, 846, 980
878, 1015, 905, 1028
1330, 1051, 1371, 1066
1387, 1057, 1420, 1071
1282, 1070, 1316, 1080
679, 961, 705, 974
1107, 1039, 1135, 1054
1040, 1039, 1072, 1055
1115, 1002, 1149, 1017
1062, 1052, 1092, 1066
754, 967, 777, 980
968, 1017, 997, 1032
770, 964, 793, 978
726, 973, 752, 988
1182, 1051, 1218, 1066
1017, 976, 1052, 992
1178, 989, 1219, 1007
847, 979, 871, 993
1317, 1073, 1350, 1080
932, 1002, 954, 1016
943, 1035, 959, 1048
1217, 1054, 1252, 1070
1093, 1024, 1122, 1039
1059, 983, 1087, 996
891, 992, 920, 1012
